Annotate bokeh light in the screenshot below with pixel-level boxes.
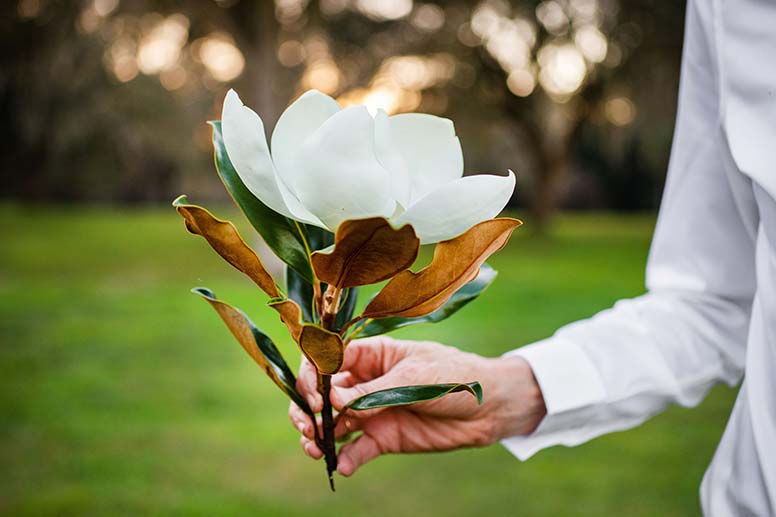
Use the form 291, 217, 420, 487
575, 25, 608, 63
538, 42, 587, 100
198, 33, 245, 82
137, 14, 189, 75
355, 0, 413, 21
605, 96, 637, 126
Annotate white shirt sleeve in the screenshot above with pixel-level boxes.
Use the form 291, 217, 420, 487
501, 0, 758, 460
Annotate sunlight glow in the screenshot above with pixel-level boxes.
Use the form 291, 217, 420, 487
538, 43, 587, 100
198, 33, 245, 82
338, 85, 421, 115
355, 0, 413, 21
575, 25, 607, 63
137, 14, 189, 75
301, 59, 341, 94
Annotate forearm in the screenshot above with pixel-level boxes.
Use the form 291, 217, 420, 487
501, 289, 750, 460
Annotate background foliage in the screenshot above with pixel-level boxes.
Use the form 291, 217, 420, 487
1, 0, 684, 224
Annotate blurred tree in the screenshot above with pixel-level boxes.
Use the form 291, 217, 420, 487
0, 0, 684, 224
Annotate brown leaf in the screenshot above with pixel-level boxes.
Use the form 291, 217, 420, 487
299, 325, 344, 375
196, 290, 286, 388
173, 196, 280, 299
268, 299, 304, 341
311, 217, 420, 288
362, 218, 521, 319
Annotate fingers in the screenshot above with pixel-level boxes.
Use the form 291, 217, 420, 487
332, 370, 356, 388
340, 336, 405, 374
330, 373, 399, 416
329, 337, 411, 413
300, 435, 323, 460
289, 401, 363, 441
288, 401, 316, 440
296, 357, 322, 412
337, 433, 383, 477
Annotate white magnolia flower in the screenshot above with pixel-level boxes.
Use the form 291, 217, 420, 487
222, 89, 516, 244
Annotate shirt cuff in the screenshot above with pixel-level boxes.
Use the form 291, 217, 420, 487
499, 337, 608, 460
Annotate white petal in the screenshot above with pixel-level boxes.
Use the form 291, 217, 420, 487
374, 109, 412, 208
271, 90, 341, 192
385, 113, 464, 205
294, 106, 396, 230
395, 171, 516, 244
222, 90, 323, 226
222, 89, 293, 217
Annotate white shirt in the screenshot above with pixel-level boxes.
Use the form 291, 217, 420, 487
501, 0, 776, 514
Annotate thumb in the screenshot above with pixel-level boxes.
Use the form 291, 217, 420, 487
331, 372, 401, 417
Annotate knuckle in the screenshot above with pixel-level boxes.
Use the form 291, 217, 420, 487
471, 418, 497, 447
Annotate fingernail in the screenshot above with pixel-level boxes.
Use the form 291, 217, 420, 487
337, 456, 351, 476
296, 421, 305, 433
307, 395, 317, 408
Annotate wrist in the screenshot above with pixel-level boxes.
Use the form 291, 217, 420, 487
483, 355, 547, 442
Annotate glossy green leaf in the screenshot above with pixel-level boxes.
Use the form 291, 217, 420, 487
210, 121, 313, 282
286, 224, 359, 328
344, 382, 483, 411
302, 224, 334, 251
286, 224, 334, 323
358, 264, 497, 337
334, 286, 359, 332
287, 266, 317, 323
192, 287, 313, 417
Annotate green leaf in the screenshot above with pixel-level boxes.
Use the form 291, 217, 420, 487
302, 224, 334, 251
192, 287, 313, 417
286, 224, 334, 323
344, 382, 483, 411
288, 267, 359, 327
286, 224, 359, 328
287, 266, 317, 323
209, 121, 313, 283
334, 286, 359, 332
358, 264, 497, 337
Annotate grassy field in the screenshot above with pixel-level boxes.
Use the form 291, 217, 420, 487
0, 204, 737, 516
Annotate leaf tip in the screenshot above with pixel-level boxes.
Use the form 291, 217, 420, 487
469, 382, 484, 405
191, 286, 216, 300
172, 194, 189, 207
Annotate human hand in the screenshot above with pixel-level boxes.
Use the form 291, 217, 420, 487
288, 336, 546, 477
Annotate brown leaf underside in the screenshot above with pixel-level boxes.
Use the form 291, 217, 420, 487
311, 217, 420, 288
268, 299, 304, 341
299, 325, 344, 374
200, 295, 286, 388
175, 202, 280, 298
362, 218, 521, 319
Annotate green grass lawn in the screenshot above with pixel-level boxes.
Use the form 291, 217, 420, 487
0, 204, 737, 516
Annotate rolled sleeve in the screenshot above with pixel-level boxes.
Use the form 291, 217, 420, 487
500, 338, 607, 460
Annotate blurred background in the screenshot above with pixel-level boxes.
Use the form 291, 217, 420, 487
1, 0, 737, 515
